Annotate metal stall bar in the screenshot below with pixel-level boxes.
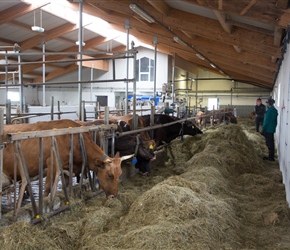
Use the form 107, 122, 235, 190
125, 18, 130, 115
38, 138, 44, 217
13, 141, 38, 218
0, 108, 4, 219
78, 1, 83, 121
69, 134, 74, 196
6, 124, 117, 220
50, 136, 69, 206
132, 42, 137, 130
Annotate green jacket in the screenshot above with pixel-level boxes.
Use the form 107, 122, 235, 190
262, 106, 278, 133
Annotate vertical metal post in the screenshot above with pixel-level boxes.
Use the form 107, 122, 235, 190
153, 36, 158, 107
171, 56, 175, 104
57, 101, 61, 120
5, 53, 8, 108
132, 41, 137, 130
82, 100, 85, 121
38, 137, 43, 216
50, 96, 54, 120
18, 53, 23, 113
150, 105, 155, 139
125, 18, 130, 115
69, 134, 73, 196
6, 99, 11, 124
195, 79, 198, 110
78, 0, 83, 120
230, 88, 233, 106
90, 64, 94, 102
0, 108, 4, 219
104, 106, 109, 125
42, 36, 46, 107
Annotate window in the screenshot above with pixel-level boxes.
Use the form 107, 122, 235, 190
136, 57, 154, 82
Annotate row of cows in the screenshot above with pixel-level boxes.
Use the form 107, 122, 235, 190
195, 108, 237, 127
1, 115, 202, 206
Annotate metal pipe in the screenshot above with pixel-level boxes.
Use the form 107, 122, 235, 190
132, 41, 137, 130
0, 108, 4, 220
0, 51, 130, 56
38, 137, 43, 216
153, 36, 158, 106
6, 99, 11, 124
125, 18, 130, 115
195, 79, 198, 109
57, 101, 61, 120
1, 78, 135, 87
1, 55, 134, 67
90, 64, 94, 102
78, 0, 83, 121
18, 52, 23, 113
50, 96, 54, 120
42, 36, 46, 107
5, 54, 8, 106
171, 56, 175, 103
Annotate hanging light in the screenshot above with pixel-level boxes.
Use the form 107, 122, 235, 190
31, 10, 45, 33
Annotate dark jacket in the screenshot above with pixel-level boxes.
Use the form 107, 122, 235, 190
262, 106, 278, 133
255, 103, 266, 118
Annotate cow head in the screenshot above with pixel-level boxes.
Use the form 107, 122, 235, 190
183, 121, 203, 135
93, 152, 133, 198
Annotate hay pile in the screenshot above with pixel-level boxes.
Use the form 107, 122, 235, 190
1, 120, 290, 249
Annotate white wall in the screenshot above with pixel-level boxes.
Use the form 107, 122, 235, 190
174, 68, 270, 109
32, 46, 168, 108
273, 37, 290, 206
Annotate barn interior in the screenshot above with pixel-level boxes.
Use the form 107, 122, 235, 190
0, 0, 290, 249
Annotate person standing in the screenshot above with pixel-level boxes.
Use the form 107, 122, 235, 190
262, 98, 278, 161
254, 98, 266, 132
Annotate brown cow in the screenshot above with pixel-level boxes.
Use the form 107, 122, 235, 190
2, 119, 132, 198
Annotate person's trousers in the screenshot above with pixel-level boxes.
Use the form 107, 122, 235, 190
264, 131, 275, 160
255, 116, 264, 132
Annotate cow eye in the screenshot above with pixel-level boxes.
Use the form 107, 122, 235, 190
107, 174, 114, 180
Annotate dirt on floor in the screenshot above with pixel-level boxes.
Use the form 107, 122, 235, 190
0, 118, 290, 250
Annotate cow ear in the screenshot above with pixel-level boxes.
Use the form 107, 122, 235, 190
94, 158, 105, 168
114, 151, 120, 158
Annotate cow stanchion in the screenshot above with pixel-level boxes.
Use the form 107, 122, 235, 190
49, 136, 69, 209
13, 141, 38, 219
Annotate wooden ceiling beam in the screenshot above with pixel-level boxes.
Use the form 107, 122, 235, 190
146, 0, 170, 16
90, 1, 281, 58
240, 0, 257, 16
0, 2, 50, 25
178, 0, 290, 28
213, 10, 232, 34
33, 64, 78, 84
19, 23, 78, 51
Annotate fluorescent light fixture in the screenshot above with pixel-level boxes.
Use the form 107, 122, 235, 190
75, 41, 86, 46
173, 36, 187, 47
210, 63, 216, 68
196, 53, 205, 60
31, 26, 45, 32
129, 4, 155, 23
219, 70, 224, 74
